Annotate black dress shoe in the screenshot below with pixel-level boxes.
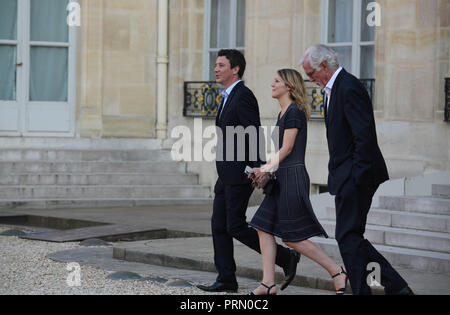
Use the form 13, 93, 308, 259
280, 250, 301, 291
393, 286, 415, 295
197, 281, 238, 293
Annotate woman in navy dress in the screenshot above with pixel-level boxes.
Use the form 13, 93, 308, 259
249, 69, 348, 295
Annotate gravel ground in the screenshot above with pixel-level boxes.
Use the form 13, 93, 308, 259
0, 225, 214, 295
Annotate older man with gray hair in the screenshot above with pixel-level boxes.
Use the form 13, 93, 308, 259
301, 44, 413, 295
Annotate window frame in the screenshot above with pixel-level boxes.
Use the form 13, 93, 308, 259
0, 0, 76, 136
203, 0, 245, 81
321, 0, 375, 79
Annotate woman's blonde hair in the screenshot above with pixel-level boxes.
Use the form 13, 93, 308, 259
277, 69, 310, 120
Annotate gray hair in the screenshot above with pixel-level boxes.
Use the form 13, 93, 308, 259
300, 45, 340, 70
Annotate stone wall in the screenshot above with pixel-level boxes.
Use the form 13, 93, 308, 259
165, 0, 219, 190
374, 0, 449, 178
76, 0, 158, 138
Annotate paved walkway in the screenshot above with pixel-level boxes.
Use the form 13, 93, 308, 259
1, 205, 449, 295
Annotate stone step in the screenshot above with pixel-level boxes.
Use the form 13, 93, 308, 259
432, 185, 450, 199
310, 237, 450, 274
0, 161, 187, 174
0, 185, 211, 199
0, 173, 199, 186
320, 220, 450, 254
0, 149, 173, 162
379, 196, 450, 215
0, 137, 162, 150
0, 198, 213, 209
324, 207, 450, 233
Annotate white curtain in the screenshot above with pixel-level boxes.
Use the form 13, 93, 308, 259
0, 0, 17, 40
328, 0, 353, 73
361, 0, 375, 42
236, 0, 246, 47
0, 0, 18, 101
360, 46, 374, 78
209, 0, 232, 80
29, 0, 69, 102
334, 46, 352, 72
0, 46, 17, 101
360, 0, 375, 79
210, 0, 231, 48
208, 0, 246, 80
30, 0, 68, 42
30, 47, 68, 102
328, 0, 353, 43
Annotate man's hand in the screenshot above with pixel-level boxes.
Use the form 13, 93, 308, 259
256, 173, 271, 189
253, 168, 266, 182
251, 168, 269, 189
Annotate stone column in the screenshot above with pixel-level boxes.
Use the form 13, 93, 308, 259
157, 0, 169, 139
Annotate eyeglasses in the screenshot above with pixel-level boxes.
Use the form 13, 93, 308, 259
305, 68, 316, 78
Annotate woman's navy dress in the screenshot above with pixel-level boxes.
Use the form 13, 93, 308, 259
250, 104, 328, 242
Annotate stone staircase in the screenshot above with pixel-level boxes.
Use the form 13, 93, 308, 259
0, 139, 212, 209
311, 184, 450, 274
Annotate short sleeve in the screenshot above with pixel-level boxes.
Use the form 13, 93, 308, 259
284, 106, 306, 130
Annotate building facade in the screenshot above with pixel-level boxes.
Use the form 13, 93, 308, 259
0, 0, 448, 194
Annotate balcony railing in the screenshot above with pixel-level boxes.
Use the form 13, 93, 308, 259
304, 80, 326, 120
183, 81, 223, 118
445, 78, 450, 122
306, 79, 375, 120
183, 79, 375, 120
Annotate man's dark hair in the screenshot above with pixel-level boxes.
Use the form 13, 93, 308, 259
218, 49, 246, 79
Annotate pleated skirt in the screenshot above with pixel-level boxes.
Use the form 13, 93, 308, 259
250, 164, 328, 242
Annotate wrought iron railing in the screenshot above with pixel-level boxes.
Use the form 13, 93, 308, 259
183, 79, 375, 119
445, 78, 450, 122
183, 81, 223, 118
304, 80, 326, 120
301, 79, 375, 120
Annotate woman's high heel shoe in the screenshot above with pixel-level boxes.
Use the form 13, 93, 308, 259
332, 266, 348, 295
248, 283, 277, 295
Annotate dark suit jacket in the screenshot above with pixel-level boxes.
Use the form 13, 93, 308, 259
215, 81, 265, 185
325, 69, 389, 195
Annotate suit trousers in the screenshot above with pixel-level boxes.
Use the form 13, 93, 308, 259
334, 180, 408, 294
211, 178, 291, 284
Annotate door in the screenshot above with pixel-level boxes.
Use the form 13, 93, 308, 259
0, 0, 75, 136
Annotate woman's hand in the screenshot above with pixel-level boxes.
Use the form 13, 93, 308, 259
252, 168, 270, 189
253, 168, 266, 182
260, 163, 275, 174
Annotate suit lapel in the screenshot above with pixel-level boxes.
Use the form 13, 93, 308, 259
217, 81, 242, 124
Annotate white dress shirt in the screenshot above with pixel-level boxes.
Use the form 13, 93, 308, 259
220, 80, 242, 118
324, 67, 343, 110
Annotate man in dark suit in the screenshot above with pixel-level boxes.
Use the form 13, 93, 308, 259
197, 49, 299, 293
301, 45, 413, 295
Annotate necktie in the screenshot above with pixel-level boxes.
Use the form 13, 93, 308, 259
218, 90, 228, 119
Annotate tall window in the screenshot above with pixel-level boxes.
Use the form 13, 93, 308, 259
203, 0, 246, 81
0, 0, 75, 135
322, 0, 375, 79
